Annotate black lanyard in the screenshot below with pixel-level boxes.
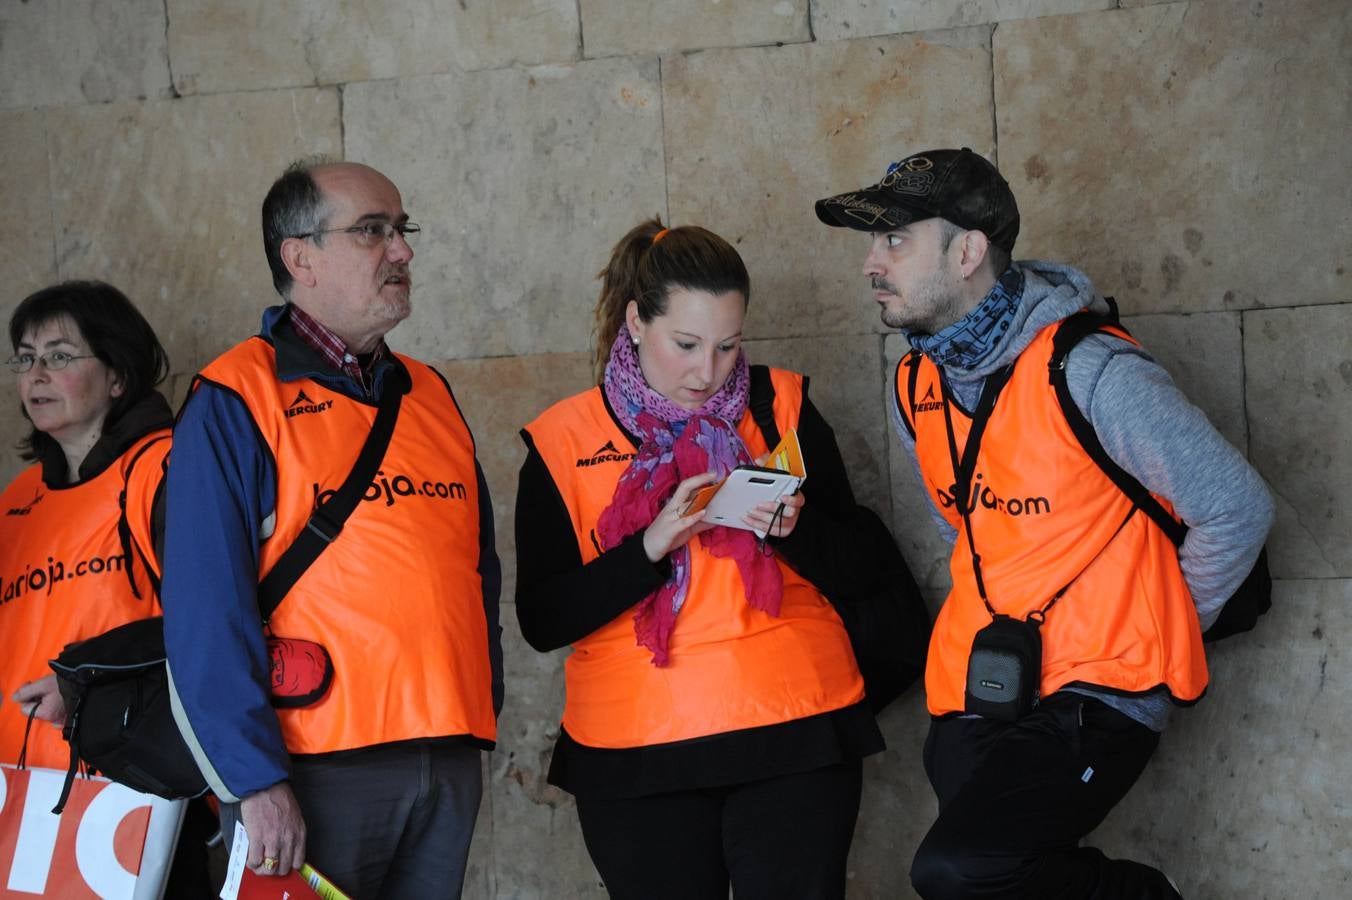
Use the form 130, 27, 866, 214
939, 366, 1013, 615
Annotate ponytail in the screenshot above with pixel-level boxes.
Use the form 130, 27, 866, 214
591, 217, 750, 383
593, 217, 667, 381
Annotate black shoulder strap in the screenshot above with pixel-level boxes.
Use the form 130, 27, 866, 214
117, 434, 172, 600
749, 365, 780, 447
1048, 307, 1189, 548
257, 365, 410, 622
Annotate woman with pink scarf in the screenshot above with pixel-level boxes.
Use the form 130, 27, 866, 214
516, 218, 888, 899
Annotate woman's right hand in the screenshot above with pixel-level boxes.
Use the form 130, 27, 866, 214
642, 472, 719, 562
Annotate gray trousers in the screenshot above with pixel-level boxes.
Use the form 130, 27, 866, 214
221, 741, 484, 900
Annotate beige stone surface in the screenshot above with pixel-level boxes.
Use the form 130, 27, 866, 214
1244, 305, 1352, 579
1092, 578, 1352, 897
1120, 310, 1248, 453
884, 334, 956, 594
0, 0, 171, 109
436, 350, 619, 898
746, 334, 893, 519
812, 0, 1112, 41
346, 58, 666, 361
663, 30, 994, 343
167, 0, 580, 96
480, 622, 601, 898
434, 352, 597, 597
452, 0, 581, 70
996, 0, 1352, 313
580, 0, 809, 58
45, 89, 341, 377
0, 403, 31, 489
161, 372, 195, 415
0, 110, 57, 318
848, 689, 934, 899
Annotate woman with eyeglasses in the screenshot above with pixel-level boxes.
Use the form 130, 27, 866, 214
0, 281, 216, 895
515, 219, 887, 900
0, 280, 173, 769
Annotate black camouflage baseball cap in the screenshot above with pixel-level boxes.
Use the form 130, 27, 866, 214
815, 147, 1020, 253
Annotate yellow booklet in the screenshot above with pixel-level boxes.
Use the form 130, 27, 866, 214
763, 427, 806, 481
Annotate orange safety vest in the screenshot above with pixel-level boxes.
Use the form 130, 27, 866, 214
897, 324, 1208, 717
198, 339, 496, 754
0, 432, 168, 768
524, 369, 865, 749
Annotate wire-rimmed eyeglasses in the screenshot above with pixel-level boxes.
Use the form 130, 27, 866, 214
292, 222, 421, 247
6, 351, 98, 374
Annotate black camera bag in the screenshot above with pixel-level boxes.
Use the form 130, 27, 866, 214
964, 613, 1043, 721
49, 617, 208, 812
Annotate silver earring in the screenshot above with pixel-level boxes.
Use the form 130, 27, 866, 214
632, 336, 640, 347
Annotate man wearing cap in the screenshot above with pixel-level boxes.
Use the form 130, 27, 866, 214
816, 148, 1272, 898
160, 159, 503, 898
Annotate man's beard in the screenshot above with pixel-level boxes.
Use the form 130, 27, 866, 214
875, 269, 965, 334
375, 265, 413, 321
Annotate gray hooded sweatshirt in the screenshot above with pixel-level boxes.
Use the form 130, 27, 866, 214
893, 260, 1274, 730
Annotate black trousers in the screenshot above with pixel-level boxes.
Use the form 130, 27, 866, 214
575, 760, 863, 900
911, 693, 1182, 900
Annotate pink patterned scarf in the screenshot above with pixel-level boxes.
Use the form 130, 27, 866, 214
596, 328, 782, 666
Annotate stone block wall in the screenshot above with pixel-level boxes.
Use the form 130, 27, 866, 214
2, 1, 1348, 896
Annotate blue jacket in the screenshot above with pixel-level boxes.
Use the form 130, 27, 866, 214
161, 305, 503, 801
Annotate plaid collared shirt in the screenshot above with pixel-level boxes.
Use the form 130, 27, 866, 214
286, 303, 388, 395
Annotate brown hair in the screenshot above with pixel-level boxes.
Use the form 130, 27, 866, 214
592, 217, 751, 382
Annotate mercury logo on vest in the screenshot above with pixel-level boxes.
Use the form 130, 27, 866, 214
576, 440, 637, 468
913, 384, 943, 414
285, 388, 334, 418
936, 472, 1052, 517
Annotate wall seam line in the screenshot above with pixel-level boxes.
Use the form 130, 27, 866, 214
659, 56, 670, 221
988, 22, 999, 164
1238, 309, 1252, 458
161, 0, 180, 98
337, 84, 346, 158
575, 0, 586, 59
42, 111, 60, 280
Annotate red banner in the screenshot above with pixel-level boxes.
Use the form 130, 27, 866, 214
0, 766, 153, 899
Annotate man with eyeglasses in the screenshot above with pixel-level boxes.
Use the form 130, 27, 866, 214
160, 159, 502, 898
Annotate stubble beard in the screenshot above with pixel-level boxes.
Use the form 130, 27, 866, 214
878, 269, 966, 336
